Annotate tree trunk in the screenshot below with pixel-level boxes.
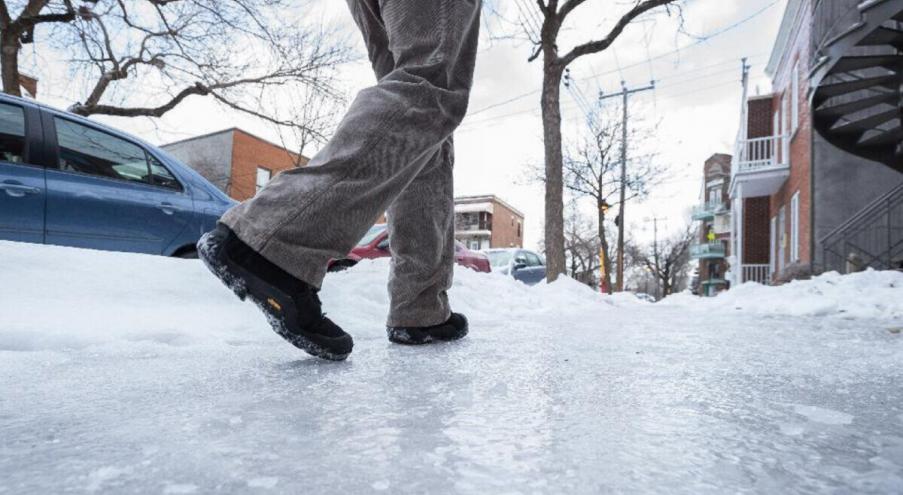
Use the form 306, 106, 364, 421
1, 32, 22, 96
541, 60, 565, 282
597, 203, 613, 294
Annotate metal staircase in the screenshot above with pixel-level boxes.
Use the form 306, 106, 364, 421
820, 181, 903, 272
810, 0, 903, 170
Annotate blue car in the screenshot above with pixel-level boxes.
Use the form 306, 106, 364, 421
484, 248, 547, 286
0, 94, 234, 257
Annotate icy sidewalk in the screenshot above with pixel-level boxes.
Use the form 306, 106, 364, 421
1, 241, 902, 493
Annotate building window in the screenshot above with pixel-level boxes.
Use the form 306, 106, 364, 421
769, 216, 777, 276
517, 221, 522, 238
256, 167, 271, 193
791, 61, 800, 134
781, 92, 790, 137
790, 191, 800, 262
777, 206, 786, 272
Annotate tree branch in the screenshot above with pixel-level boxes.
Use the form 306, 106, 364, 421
559, 0, 675, 66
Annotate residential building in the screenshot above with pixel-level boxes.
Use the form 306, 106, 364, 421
728, 0, 903, 287
690, 153, 733, 296
18, 74, 37, 99
162, 128, 307, 202
454, 195, 524, 250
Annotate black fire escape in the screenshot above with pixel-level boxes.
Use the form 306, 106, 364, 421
811, 0, 903, 272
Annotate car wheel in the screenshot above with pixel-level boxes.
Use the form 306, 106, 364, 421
176, 249, 199, 259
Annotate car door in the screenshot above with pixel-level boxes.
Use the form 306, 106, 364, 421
522, 251, 546, 285
43, 114, 193, 254
511, 250, 531, 283
0, 101, 45, 244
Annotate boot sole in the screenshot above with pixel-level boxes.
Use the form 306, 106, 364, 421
386, 323, 469, 346
198, 232, 350, 361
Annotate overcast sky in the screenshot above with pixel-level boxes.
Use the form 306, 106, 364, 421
31, 0, 788, 250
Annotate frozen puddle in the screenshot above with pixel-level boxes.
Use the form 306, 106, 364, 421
793, 404, 855, 425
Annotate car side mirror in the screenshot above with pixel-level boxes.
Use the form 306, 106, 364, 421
513, 261, 527, 271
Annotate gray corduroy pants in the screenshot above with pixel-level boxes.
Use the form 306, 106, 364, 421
221, 0, 481, 327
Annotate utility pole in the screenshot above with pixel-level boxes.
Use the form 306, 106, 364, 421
644, 215, 664, 298
599, 80, 656, 291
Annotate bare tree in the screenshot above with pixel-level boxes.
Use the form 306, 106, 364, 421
2, 0, 352, 152
563, 201, 599, 288
0, 1, 78, 95
626, 224, 693, 298
498, 0, 681, 282
563, 101, 661, 293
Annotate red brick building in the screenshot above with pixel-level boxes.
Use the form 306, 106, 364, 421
454, 195, 524, 250
728, 0, 903, 286
162, 128, 307, 201
728, 0, 811, 285
690, 154, 732, 296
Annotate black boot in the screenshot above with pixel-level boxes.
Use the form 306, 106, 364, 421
197, 223, 353, 361
387, 313, 469, 345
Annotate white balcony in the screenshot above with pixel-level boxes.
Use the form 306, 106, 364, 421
691, 200, 727, 221
729, 135, 791, 198
741, 264, 771, 284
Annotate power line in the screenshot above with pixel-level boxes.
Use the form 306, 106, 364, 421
458, 69, 749, 132
466, 1, 780, 117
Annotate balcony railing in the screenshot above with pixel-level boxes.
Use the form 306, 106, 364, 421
691, 200, 726, 220
690, 242, 726, 259
741, 264, 771, 284
733, 135, 789, 175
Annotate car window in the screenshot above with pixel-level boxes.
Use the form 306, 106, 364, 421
487, 250, 512, 267
357, 224, 386, 247
0, 103, 27, 164
55, 117, 150, 185
148, 155, 182, 190
524, 251, 542, 267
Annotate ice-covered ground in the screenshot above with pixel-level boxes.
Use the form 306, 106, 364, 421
1, 240, 902, 494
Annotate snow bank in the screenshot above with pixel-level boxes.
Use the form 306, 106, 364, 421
661, 269, 903, 320
0, 241, 621, 352
2, 240, 900, 354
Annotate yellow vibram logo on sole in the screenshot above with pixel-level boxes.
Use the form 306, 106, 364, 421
267, 298, 282, 312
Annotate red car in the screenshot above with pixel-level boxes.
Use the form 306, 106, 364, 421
328, 224, 491, 273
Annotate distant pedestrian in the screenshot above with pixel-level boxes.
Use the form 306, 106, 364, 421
197, 0, 481, 360
706, 226, 716, 243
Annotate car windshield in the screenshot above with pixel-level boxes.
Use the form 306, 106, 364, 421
486, 250, 512, 267
357, 225, 386, 247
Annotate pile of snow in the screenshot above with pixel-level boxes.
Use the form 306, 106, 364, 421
662, 269, 903, 320
0, 241, 627, 352
2, 240, 901, 354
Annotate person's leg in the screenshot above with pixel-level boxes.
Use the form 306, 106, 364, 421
345, 0, 457, 329
385, 139, 455, 328
220, 0, 481, 290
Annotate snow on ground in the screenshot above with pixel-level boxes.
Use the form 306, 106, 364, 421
1, 240, 902, 494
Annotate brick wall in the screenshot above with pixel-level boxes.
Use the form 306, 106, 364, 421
743, 197, 771, 264
490, 200, 524, 248
747, 97, 773, 139
769, 0, 813, 273
229, 130, 306, 201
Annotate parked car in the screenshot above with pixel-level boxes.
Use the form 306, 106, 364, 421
0, 93, 234, 257
634, 292, 657, 303
484, 248, 546, 286
329, 223, 491, 273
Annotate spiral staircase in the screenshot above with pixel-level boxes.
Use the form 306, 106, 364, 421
810, 0, 903, 170
811, 0, 903, 272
